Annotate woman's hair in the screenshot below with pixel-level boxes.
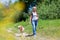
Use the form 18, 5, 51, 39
33, 6, 36, 9
32, 6, 37, 13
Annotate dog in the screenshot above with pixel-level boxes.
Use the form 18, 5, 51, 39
16, 25, 28, 37
18, 25, 24, 33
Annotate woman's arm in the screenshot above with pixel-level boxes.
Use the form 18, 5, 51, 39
36, 12, 39, 20
30, 15, 32, 22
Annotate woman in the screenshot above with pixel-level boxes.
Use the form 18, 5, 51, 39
30, 6, 39, 37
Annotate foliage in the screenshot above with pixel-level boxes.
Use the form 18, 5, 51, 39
37, 0, 60, 19
15, 12, 29, 22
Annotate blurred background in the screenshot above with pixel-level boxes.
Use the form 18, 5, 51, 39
0, 0, 60, 40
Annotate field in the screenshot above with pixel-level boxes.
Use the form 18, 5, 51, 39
0, 19, 60, 40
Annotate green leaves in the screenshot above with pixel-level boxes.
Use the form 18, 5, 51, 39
37, 0, 60, 19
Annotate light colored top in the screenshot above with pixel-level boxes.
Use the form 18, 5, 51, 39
32, 12, 38, 20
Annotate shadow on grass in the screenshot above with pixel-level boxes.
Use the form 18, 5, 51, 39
26, 34, 34, 37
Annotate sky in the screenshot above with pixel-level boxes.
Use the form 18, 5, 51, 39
0, 0, 18, 3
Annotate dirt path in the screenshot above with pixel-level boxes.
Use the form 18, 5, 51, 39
14, 33, 60, 40
0, 27, 59, 40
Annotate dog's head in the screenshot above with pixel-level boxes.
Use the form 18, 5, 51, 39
18, 25, 24, 32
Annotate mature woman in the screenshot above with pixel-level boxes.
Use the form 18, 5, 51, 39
30, 6, 39, 37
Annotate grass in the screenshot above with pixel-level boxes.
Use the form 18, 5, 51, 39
0, 19, 60, 40
38, 19, 60, 37
10, 19, 60, 37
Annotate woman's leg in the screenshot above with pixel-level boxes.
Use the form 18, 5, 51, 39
32, 20, 36, 35
35, 20, 38, 31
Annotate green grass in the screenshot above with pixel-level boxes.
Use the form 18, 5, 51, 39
37, 19, 60, 37
6, 19, 60, 37
0, 19, 60, 40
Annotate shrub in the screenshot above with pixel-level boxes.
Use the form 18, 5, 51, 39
37, 0, 60, 19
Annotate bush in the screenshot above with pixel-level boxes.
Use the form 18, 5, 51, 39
15, 12, 29, 22
37, 0, 60, 19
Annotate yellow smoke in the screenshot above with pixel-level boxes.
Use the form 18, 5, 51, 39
0, 3, 3, 8
0, 2, 25, 40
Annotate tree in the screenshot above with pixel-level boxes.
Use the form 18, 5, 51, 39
37, 0, 60, 19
